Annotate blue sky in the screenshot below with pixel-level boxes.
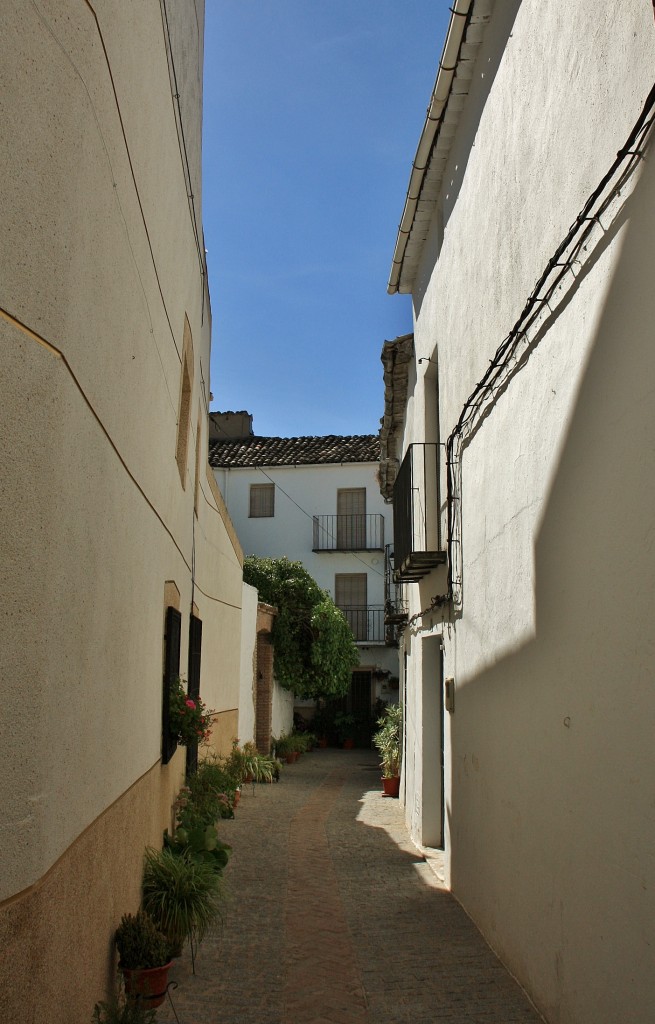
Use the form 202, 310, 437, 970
202, 2, 450, 438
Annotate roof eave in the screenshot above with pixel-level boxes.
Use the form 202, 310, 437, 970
388, 0, 494, 295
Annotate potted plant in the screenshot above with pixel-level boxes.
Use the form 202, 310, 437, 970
168, 677, 214, 747
141, 847, 224, 962
274, 733, 298, 763
334, 712, 356, 749
114, 911, 172, 1010
373, 704, 402, 797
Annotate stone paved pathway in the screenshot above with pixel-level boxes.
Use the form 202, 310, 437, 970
157, 749, 544, 1024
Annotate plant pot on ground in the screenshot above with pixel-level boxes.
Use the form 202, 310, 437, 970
334, 712, 356, 748
373, 703, 402, 797
114, 911, 172, 1010
141, 847, 224, 962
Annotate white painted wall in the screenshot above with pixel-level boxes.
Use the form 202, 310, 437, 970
397, 3, 655, 1022
0, 0, 244, 902
271, 685, 295, 742
215, 460, 399, 678
238, 583, 259, 744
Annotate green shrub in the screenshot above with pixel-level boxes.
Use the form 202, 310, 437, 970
114, 911, 170, 970
142, 847, 224, 952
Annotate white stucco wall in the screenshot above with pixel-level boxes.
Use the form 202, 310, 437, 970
271, 684, 295, 742
0, 0, 244, 906
397, 3, 655, 1022
238, 583, 259, 744
215, 460, 399, 679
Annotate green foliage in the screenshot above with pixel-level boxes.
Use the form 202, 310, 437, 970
165, 823, 232, 874
177, 757, 236, 826
243, 556, 359, 699
168, 677, 213, 746
334, 712, 356, 742
142, 847, 224, 952
114, 912, 170, 970
373, 703, 402, 778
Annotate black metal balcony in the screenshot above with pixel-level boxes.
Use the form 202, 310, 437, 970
312, 514, 384, 552
338, 605, 385, 644
384, 544, 408, 624
393, 443, 446, 582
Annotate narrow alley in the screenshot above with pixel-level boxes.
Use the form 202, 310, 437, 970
157, 749, 543, 1024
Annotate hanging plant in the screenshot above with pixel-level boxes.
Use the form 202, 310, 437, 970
169, 677, 214, 746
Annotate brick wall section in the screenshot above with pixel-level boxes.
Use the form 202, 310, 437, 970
255, 634, 273, 753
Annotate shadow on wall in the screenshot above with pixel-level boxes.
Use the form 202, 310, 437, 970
448, 153, 655, 1023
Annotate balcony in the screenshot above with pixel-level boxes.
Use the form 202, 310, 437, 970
338, 605, 385, 644
312, 514, 384, 552
393, 443, 446, 582
384, 544, 408, 625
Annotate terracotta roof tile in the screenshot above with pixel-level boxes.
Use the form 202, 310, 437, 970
208, 434, 380, 468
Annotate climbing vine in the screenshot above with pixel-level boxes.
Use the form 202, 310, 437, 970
243, 556, 358, 699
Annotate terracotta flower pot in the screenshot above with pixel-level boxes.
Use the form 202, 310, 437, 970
342, 738, 355, 750
121, 962, 172, 1009
382, 776, 400, 798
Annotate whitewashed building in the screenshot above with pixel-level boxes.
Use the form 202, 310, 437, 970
383, 2, 655, 1022
0, 4, 246, 1020
210, 413, 400, 729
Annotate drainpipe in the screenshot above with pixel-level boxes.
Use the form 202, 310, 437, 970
388, 0, 473, 294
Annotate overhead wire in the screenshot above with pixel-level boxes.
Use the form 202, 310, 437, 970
406, 80, 655, 628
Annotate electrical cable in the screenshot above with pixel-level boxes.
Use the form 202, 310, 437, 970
159, 0, 207, 289
406, 80, 655, 628
252, 465, 386, 578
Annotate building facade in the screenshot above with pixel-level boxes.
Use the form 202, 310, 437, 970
383, 2, 655, 1022
0, 4, 245, 1020
210, 414, 400, 730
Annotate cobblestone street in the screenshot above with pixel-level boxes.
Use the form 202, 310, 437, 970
157, 749, 543, 1024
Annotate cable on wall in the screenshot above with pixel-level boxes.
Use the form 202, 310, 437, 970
407, 80, 655, 628
159, 0, 208, 298
252, 465, 386, 579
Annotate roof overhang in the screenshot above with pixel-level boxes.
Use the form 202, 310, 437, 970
388, 0, 494, 295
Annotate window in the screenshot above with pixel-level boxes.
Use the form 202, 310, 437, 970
186, 613, 203, 775
249, 483, 274, 518
335, 573, 368, 641
175, 317, 194, 488
161, 604, 182, 765
337, 488, 366, 549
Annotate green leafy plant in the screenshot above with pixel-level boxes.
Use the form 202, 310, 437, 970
114, 911, 170, 970
141, 847, 224, 954
243, 556, 358, 699
169, 677, 214, 746
92, 992, 157, 1024
334, 712, 356, 742
165, 822, 231, 875
373, 703, 402, 778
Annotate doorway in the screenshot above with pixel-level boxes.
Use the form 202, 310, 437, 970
422, 635, 444, 848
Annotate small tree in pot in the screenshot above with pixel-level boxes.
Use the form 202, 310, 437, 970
373, 704, 402, 797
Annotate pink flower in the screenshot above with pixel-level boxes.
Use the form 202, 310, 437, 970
185, 699, 196, 709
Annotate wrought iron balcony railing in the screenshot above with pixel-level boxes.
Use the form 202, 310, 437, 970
393, 443, 446, 582
312, 514, 384, 552
384, 545, 408, 624
338, 605, 385, 644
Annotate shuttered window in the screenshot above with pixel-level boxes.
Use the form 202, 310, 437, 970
335, 573, 368, 641
337, 488, 366, 549
162, 605, 181, 765
249, 483, 275, 518
186, 614, 203, 775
